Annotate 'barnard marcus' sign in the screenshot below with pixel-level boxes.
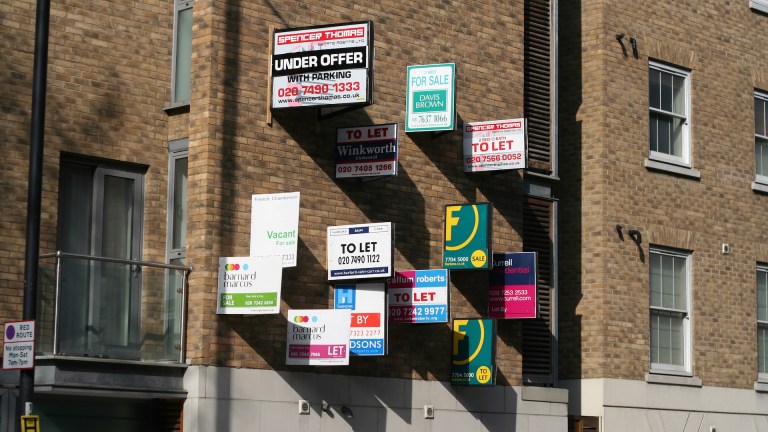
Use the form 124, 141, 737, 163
271, 21, 373, 109
327, 222, 393, 280
405, 63, 456, 132
217, 256, 283, 315
286, 309, 351, 366
336, 124, 398, 179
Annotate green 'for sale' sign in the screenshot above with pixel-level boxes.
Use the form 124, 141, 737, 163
406, 64, 455, 132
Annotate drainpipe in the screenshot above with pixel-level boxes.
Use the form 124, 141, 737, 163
20, 0, 51, 424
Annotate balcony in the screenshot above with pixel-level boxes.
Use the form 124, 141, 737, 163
37, 251, 191, 364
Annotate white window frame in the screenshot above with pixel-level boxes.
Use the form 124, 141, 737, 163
171, 0, 193, 106
755, 91, 768, 186
751, 0, 768, 14
649, 247, 692, 376
166, 139, 188, 263
164, 139, 188, 356
758, 264, 768, 381
649, 61, 692, 168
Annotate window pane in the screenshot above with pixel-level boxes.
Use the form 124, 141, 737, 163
650, 310, 684, 366
650, 115, 659, 153
660, 72, 673, 112
102, 176, 134, 260
757, 138, 768, 177
651, 251, 687, 310
661, 254, 674, 308
100, 176, 135, 348
760, 324, 767, 373
673, 254, 686, 309
672, 75, 685, 115
650, 253, 662, 307
757, 97, 766, 137
172, 157, 188, 250
759, 269, 768, 322
670, 117, 684, 157
656, 114, 671, 154
668, 314, 684, 365
649, 69, 660, 109
650, 312, 662, 364
174, 7, 192, 103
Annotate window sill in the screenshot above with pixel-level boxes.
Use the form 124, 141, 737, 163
752, 181, 768, 194
755, 382, 768, 392
750, 0, 768, 14
163, 102, 190, 116
646, 373, 702, 387
644, 159, 701, 179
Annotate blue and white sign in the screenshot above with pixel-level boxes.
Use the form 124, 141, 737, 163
327, 222, 393, 280
334, 282, 386, 356
386, 269, 449, 323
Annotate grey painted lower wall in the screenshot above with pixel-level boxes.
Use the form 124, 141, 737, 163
183, 366, 568, 432
561, 378, 768, 432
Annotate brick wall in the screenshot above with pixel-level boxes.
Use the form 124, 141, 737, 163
2, 0, 540, 385
182, 0, 532, 383
559, 0, 768, 388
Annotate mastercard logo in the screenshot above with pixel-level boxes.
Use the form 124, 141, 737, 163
293, 315, 319, 323
224, 263, 250, 271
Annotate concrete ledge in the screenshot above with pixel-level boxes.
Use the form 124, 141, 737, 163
33, 356, 187, 399
644, 158, 701, 179
752, 181, 768, 194
645, 373, 702, 387
754, 382, 768, 392
521, 386, 568, 404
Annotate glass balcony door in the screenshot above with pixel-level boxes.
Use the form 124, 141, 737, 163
57, 162, 144, 359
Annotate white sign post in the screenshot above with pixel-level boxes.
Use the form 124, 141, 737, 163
463, 119, 527, 172
406, 63, 456, 132
251, 192, 300, 267
286, 309, 351, 366
327, 222, 393, 281
3, 320, 35, 370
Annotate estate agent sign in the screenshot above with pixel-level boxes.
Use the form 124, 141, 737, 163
334, 282, 386, 356
488, 252, 538, 319
386, 270, 449, 323
217, 256, 283, 315
271, 22, 373, 109
327, 222, 393, 280
286, 309, 351, 366
451, 318, 495, 386
336, 124, 398, 179
251, 192, 300, 267
405, 63, 456, 132
443, 203, 492, 270
463, 119, 527, 172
